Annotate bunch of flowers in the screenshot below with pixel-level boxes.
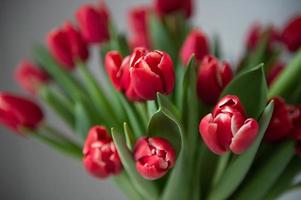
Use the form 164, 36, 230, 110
1, 0, 301, 199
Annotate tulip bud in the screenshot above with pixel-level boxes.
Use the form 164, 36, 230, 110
14, 60, 50, 95
267, 62, 285, 86
180, 29, 209, 65
154, 0, 193, 18
281, 15, 301, 52
47, 22, 89, 70
197, 55, 233, 105
0, 92, 44, 133
128, 6, 151, 49
129, 48, 175, 100
76, 2, 110, 44
265, 97, 293, 142
83, 126, 122, 178
134, 137, 176, 180
199, 95, 259, 155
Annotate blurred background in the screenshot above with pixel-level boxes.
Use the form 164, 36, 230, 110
0, 0, 301, 199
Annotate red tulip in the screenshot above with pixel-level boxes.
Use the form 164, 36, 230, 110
245, 22, 279, 51
265, 97, 294, 142
0, 92, 44, 133
76, 2, 110, 44
104, 51, 141, 101
267, 62, 285, 86
134, 137, 176, 180
128, 6, 151, 49
14, 60, 50, 95
199, 95, 259, 155
154, 0, 193, 18
47, 22, 89, 70
281, 15, 301, 52
180, 29, 209, 65
197, 55, 233, 105
83, 126, 122, 178
129, 48, 175, 100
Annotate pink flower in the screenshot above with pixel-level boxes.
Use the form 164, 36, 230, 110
197, 55, 233, 105
76, 1, 110, 44
0, 92, 44, 133
199, 95, 259, 155
47, 22, 89, 70
14, 60, 50, 95
134, 137, 176, 180
180, 29, 209, 65
83, 126, 122, 178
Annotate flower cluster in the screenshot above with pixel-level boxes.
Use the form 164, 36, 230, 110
1, 0, 301, 199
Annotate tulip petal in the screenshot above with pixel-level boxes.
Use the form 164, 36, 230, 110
131, 67, 164, 100
199, 114, 226, 155
158, 52, 175, 94
230, 118, 259, 154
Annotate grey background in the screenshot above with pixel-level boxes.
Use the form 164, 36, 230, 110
0, 0, 301, 199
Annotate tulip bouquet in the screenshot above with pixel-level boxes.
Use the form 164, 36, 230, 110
1, 0, 301, 199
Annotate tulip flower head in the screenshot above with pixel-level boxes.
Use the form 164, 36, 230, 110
197, 55, 233, 105
281, 14, 301, 52
0, 92, 44, 133
128, 48, 175, 100
154, 0, 193, 18
245, 22, 280, 51
76, 1, 110, 44
47, 22, 89, 70
83, 126, 122, 178
134, 137, 176, 180
180, 29, 209, 65
265, 97, 294, 142
14, 60, 50, 95
128, 6, 151, 49
199, 95, 259, 155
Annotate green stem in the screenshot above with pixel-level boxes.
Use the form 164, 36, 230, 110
212, 153, 231, 186
77, 62, 119, 126
38, 85, 74, 128
268, 49, 301, 99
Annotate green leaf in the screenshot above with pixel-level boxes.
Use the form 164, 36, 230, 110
269, 49, 301, 99
147, 100, 158, 119
113, 172, 143, 200
148, 93, 182, 153
74, 101, 92, 140
117, 93, 144, 137
234, 141, 294, 200
149, 14, 177, 60
38, 86, 74, 128
181, 56, 199, 134
221, 64, 268, 118
147, 94, 192, 200
208, 101, 274, 200
264, 157, 301, 200
123, 123, 135, 151
111, 129, 158, 200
